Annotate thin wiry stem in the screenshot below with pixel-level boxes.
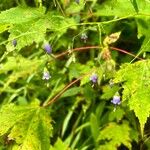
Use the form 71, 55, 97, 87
43, 72, 92, 107
52, 45, 143, 60
110, 47, 144, 60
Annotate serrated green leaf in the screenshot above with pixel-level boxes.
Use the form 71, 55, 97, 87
0, 104, 52, 150
0, 6, 45, 24
50, 138, 70, 150
98, 122, 131, 150
0, 24, 11, 33
114, 60, 150, 135
95, 0, 136, 17
6, 18, 48, 51
47, 14, 76, 34
136, 17, 150, 52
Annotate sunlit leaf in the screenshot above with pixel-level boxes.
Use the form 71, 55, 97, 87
0, 103, 52, 150
114, 60, 150, 135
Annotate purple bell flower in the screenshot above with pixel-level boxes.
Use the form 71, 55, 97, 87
12, 39, 17, 47
90, 74, 98, 83
42, 71, 51, 80
43, 43, 52, 54
111, 95, 121, 105
81, 33, 88, 43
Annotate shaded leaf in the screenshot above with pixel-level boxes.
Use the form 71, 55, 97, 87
98, 122, 131, 150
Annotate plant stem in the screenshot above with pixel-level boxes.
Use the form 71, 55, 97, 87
43, 75, 83, 107
52, 46, 143, 60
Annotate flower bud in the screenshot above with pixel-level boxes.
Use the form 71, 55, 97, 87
42, 71, 51, 80
12, 39, 17, 47
43, 43, 52, 54
90, 74, 98, 83
111, 95, 121, 105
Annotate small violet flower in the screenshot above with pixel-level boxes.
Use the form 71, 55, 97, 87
111, 95, 121, 105
43, 43, 52, 54
90, 74, 98, 83
12, 39, 17, 47
81, 33, 88, 43
42, 71, 51, 80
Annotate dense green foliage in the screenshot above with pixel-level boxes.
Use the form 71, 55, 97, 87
0, 0, 150, 149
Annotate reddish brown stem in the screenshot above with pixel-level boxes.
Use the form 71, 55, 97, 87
53, 46, 143, 60
110, 47, 143, 60
54, 46, 100, 59
44, 46, 143, 107
43, 74, 85, 107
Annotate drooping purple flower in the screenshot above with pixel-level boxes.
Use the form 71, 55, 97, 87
111, 95, 121, 105
81, 33, 88, 43
43, 43, 52, 54
90, 74, 98, 83
42, 71, 51, 80
75, 0, 79, 4
12, 39, 17, 47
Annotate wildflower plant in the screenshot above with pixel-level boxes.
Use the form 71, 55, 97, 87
0, 0, 150, 150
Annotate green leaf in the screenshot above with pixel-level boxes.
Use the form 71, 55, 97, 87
101, 85, 120, 100
90, 113, 99, 142
95, 0, 136, 17
131, 0, 150, 14
136, 17, 150, 52
61, 87, 81, 97
0, 24, 11, 33
66, 0, 85, 14
6, 18, 48, 51
0, 6, 45, 24
69, 61, 94, 81
0, 55, 44, 93
47, 14, 76, 34
0, 104, 52, 150
114, 60, 150, 135
0, 55, 43, 73
98, 122, 131, 150
50, 138, 70, 150
109, 107, 125, 122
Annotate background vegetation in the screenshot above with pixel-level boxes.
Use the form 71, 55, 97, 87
0, 0, 150, 149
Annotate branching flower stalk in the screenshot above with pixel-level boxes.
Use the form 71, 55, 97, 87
43, 46, 143, 107
43, 69, 96, 107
